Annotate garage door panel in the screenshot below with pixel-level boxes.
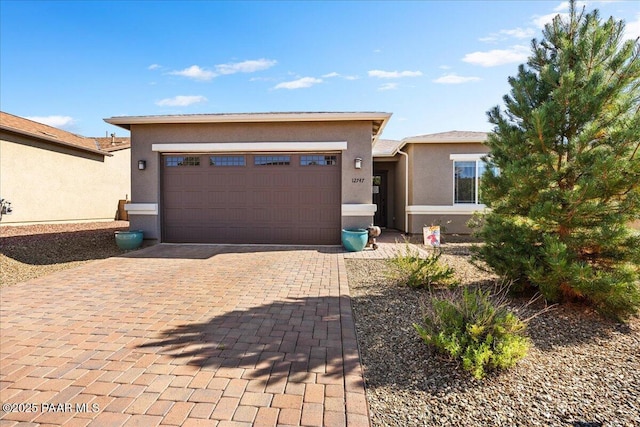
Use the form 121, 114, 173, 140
208, 172, 247, 188
164, 208, 185, 222
205, 208, 229, 222
162, 153, 341, 244
274, 208, 298, 223
225, 207, 248, 222
249, 207, 272, 222
227, 191, 248, 205
273, 190, 296, 205
252, 174, 274, 187
163, 191, 183, 206
181, 191, 204, 207
299, 207, 329, 223
252, 192, 272, 206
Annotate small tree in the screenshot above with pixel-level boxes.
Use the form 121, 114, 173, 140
474, 1, 640, 320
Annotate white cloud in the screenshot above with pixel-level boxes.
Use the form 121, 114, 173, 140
553, 1, 586, 12
378, 83, 399, 91
26, 115, 75, 129
215, 58, 277, 75
148, 64, 161, 70
504, 27, 536, 38
156, 95, 208, 107
373, 49, 382, 53
480, 27, 536, 42
168, 65, 217, 81
249, 76, 275, 82
625, 14, 640, 40
321, 72, 359, 80
368, 69, 422, 78
433, 74, 481, 84
462, 45, 529, 67
554, 1, 570, 12
533, 12, 569, 28
274, 77, 323, 90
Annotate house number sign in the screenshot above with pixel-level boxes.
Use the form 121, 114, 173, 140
352, 178, 366, 183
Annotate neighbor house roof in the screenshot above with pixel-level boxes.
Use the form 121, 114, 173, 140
94, 136, 131, 152
0, 111, 108, 156
104, 112, 392, 142
374, 131, 489, 158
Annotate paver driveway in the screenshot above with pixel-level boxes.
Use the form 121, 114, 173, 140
0, 244, 370, 426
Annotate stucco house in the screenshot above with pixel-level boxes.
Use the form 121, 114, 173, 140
0, 111, 131, 225
373, 131, 491, 234
104, 112, 494, 244
104, 112, 390, 244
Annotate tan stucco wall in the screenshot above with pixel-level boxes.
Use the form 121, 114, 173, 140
405, 143, 489, 234
395, 153, 407, 232
408, 214, 475, 235
408, 143, 490, 205
0, 133, 131, 225
373, 142, 489, 234
128, 121, 375, 240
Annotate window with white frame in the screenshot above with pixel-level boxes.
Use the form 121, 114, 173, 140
450, 154, 496, 204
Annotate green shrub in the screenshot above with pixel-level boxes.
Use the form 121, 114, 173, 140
388, 244, 458, 288
414, 286, 530, 379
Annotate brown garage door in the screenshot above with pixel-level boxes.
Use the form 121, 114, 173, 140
162, 153, 341, 244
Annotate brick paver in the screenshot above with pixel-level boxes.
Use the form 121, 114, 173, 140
0, 244, 372, 426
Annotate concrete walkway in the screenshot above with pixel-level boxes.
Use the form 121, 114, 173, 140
0, 245, 370, 426
343, 229, 432, 260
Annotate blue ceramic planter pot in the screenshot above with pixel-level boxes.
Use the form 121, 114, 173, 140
115, 230, 144, 250
341, 228, 368, 252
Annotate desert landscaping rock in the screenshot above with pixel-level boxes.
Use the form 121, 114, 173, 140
346, 252, 640, 427
0, 221, 129, 287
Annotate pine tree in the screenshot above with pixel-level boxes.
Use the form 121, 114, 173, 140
474, 1, 640, 320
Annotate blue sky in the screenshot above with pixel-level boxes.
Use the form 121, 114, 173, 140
1, 1, 638, 140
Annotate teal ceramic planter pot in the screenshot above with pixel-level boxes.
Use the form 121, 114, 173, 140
115, 230, 144, 250
341, 228, 369, 252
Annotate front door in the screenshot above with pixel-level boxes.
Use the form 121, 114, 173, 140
373, 172, 387, 227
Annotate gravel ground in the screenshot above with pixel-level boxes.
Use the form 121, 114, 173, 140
0, 221, 130, 287
346, 244, 640, 427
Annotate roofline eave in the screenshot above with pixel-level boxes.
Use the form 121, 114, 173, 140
0, 126, 111, 157
104, 112, 392, 140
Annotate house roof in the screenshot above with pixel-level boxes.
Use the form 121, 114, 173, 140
0, 111, 108, 156
372, 139, 403, 157
94, 136, 131, 152
402, 130, 488, 144
104, 112, 392, 142
374, 130, 489, 158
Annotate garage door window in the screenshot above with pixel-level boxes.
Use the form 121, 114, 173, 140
165, 156, 200, 167
254, 155, 290, 166
210, 156, 246, 166
300, 155, 337, 166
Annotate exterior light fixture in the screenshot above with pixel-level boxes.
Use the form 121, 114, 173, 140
138, 160, 146, 170
354, 157, 362, 169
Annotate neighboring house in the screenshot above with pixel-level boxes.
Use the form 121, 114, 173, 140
373, 131, 491, 234
94, 134, 132, 153
104, 112, 391, 244
0, 111, 131, 225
